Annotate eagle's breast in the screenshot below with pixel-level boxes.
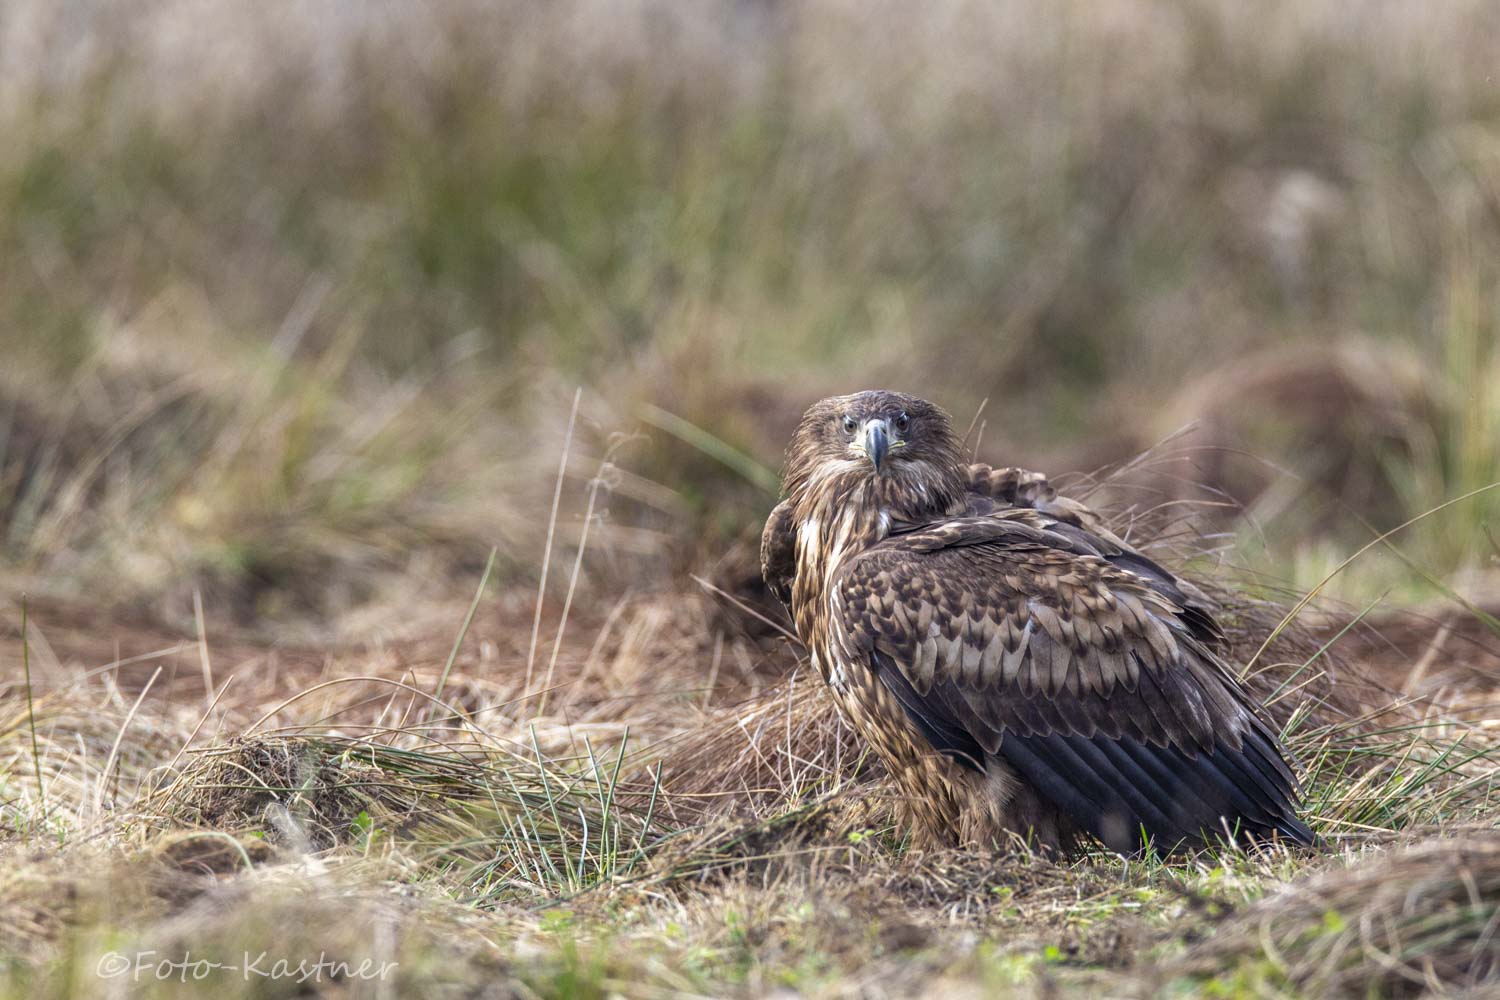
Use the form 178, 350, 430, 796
790, 486, 891, 692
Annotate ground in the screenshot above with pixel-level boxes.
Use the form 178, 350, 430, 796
3, 481, 1497, 998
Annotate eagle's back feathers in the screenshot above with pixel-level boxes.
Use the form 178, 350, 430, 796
833, 511, 1311, 853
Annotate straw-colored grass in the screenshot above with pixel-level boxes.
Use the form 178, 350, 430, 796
4, 445, 1497, 996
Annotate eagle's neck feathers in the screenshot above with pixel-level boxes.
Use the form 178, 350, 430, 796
790, 487, 881, 669
786, 459, 962, 666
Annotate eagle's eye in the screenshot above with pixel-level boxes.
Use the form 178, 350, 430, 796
895, 411, 910, 432
841, 414, 857, 434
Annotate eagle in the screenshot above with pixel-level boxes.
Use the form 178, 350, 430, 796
760, 390, 1314, 855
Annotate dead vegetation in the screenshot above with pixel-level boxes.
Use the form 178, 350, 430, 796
4, 445, 1498, 996
1174, 833, 1500, 996
2, 353, 1497, 996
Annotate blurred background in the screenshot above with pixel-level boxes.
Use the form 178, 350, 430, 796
3, 0, 1500, 641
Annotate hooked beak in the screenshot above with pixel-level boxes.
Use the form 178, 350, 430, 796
859, 420, 890, 472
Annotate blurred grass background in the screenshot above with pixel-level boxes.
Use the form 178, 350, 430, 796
3, 0, 1500, 631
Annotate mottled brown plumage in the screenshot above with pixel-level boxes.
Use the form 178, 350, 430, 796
762, 390, 1314, 855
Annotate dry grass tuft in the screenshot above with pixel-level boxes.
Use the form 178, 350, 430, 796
150, 737, 393, 852
1174, 833, 1500, 996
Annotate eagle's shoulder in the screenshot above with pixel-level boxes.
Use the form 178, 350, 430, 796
760, 498, 797, 610
961, 464, 1106, 534
964, 464, 1058, 508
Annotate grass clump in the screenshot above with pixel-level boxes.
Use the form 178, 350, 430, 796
1174, 834, 1500, 997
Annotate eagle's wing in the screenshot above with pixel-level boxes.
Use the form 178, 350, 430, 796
832, 510, 1312, 854
761, 498, 797, 610
957, 464, 1226, 649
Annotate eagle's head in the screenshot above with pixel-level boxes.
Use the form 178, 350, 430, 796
783, 390, 967, 518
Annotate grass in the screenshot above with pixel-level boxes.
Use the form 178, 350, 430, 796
2, 458, 1496, 996
2, 0, 1500, 996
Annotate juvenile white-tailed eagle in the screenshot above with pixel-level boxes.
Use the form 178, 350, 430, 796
761, 390, 1314, 855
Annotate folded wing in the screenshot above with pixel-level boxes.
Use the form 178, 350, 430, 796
832, 510, 1313, 854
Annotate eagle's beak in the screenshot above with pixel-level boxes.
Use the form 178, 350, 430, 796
860, 420, 890, 472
